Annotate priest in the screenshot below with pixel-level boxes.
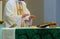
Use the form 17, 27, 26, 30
3, 0, 36, 28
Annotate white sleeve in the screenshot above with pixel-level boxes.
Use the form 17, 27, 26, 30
4, 2, 22, 26
16, 16, 22, 26
22, 1, 30, 15
29, 19, 33, 25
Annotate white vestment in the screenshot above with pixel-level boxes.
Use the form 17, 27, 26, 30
3, 0, 31, 28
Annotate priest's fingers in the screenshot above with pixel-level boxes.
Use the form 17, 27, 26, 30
22, 14, 29, 18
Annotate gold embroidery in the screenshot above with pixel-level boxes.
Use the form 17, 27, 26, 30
17, 2, 24, 15
16, 2, 25, 27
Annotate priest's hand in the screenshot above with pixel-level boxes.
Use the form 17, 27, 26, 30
22, 14, 29, 18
